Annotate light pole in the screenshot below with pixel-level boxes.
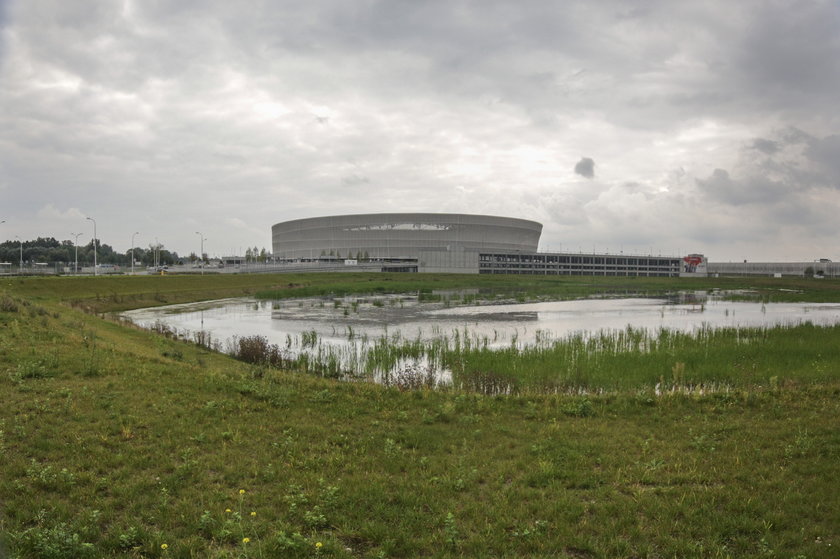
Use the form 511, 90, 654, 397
71, 232, 82, 274
15, 235, 23, 273
86, 216, 97, 276
131, 232, 139, 275
195, 231, 205, 275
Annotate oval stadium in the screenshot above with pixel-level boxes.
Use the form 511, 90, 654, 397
271, 213, 543, 261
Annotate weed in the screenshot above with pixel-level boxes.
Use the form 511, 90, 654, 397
309, 389, 335, 404
273, 530, 309, 554
11, 359, 53, 381
562, 397, 594, 417
26, 460, 77, 491
116, 526, 143, 551
17, 523, 94, 559
193, 329, 213, 348
301, 329, 318, 348
443, 512, 459, 550
81, 330, 100, 375
511, 519, 548, 538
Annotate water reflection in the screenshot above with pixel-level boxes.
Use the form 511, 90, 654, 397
122, 293, 840, 385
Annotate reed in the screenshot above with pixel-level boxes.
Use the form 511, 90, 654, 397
224, 321, 840, 394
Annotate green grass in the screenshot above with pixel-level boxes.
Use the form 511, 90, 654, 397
1, 274, 839, 558
447, 323, 840, 392
230, 322, 840, 393
8, 271, 840, 314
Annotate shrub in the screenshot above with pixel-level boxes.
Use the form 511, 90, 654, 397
234, 335, 291, 368
0, 295, 19, 312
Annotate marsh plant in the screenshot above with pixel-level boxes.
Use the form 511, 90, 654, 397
225, 321, 840, 394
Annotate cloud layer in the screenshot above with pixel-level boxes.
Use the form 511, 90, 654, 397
1, 0, 839, 260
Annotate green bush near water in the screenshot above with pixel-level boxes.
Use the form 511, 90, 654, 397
0, 273, 839, 558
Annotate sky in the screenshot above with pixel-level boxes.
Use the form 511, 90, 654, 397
1, 0, 839, 261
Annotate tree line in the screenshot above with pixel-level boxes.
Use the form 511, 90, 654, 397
0, 237, 272, 269
0, 237, 180, 268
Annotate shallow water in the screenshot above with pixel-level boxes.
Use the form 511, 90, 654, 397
123, 293, 840, 348
121, 293, 840, 385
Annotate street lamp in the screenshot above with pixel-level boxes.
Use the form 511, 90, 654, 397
14, 235, 23, 273
131, 232, 139, 275
195, 231, 205, 275
86, 216, 97, 276
71, 232, 82, 274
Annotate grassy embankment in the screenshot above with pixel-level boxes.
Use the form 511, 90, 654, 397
1, 273, 839, 558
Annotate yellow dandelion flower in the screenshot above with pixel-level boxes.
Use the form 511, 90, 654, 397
250, 511, 256, 517
225, 508, 232, 513
239, 489, 246, 495
315, 541, 323, 549
161, 543, 169, 550
242, 537, 251, 544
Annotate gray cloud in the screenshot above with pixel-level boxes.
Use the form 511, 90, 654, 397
689, 126, 840, 259
342, 174, 371, 186
750, 128, 840, 191
574, 157, 595, 179
695, 169, 788, 206
732, 3, 840, 118
1, 0, 839, 261
804, 134, 840, 185
751, 138, 779, 155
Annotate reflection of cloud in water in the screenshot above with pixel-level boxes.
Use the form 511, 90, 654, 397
123, 295, 840, 355
432, 311, 539, 322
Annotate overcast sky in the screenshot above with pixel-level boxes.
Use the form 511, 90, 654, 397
2, 0, 839, 261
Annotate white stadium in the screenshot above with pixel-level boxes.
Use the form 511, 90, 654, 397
271, 213, 697, 276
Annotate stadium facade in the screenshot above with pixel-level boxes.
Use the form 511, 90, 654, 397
272, 213, 542, 260
271, 213, 701, 276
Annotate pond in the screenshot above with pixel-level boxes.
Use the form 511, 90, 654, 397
121, 292, 840, 388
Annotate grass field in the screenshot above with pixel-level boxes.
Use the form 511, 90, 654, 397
1, 273, 839, 558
